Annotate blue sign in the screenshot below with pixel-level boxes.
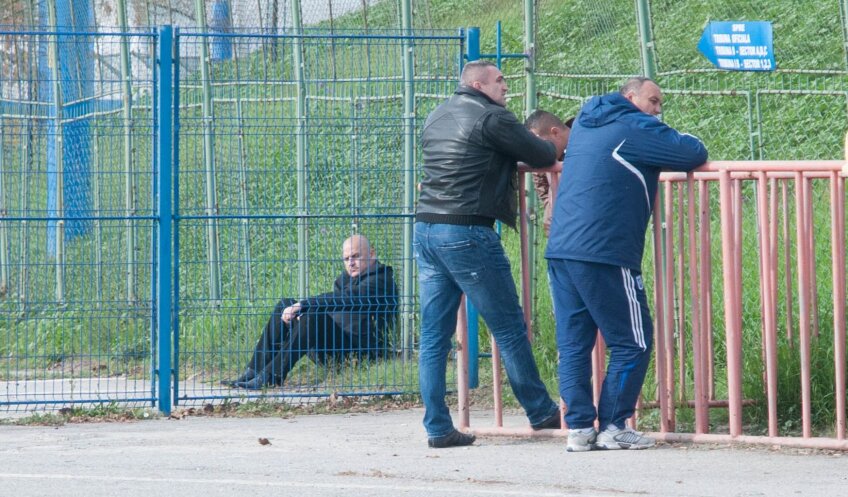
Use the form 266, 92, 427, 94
698, 21, 775, 71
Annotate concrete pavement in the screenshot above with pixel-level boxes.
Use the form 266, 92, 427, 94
1, 408, 845, 497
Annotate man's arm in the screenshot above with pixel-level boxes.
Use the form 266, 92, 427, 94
298, 269, 398, 314
624, 117, 708, 172
483, 110, 558, 168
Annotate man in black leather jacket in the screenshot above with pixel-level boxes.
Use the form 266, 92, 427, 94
414, 60, 562, 448
225, 235, 398, 389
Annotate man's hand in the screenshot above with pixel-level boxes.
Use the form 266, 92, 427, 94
281, 302, 302, 323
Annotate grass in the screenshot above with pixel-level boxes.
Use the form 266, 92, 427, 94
0, 403, 159, 426
0, 394, 423, 425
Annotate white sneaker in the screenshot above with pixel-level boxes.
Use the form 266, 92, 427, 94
566, 427, 597, 452
595, 426, 655, 450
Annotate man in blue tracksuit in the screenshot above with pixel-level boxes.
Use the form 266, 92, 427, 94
546, 77, 708, 451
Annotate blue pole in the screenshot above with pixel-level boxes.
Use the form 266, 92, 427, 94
465, 26, 480, 62
171, 28, 182, 406
157, 25, 174, 416
496, 21, 502, 68
149, 29, 159, 407
40, 0, 94, 251
464, 26, 481, 389
210, 0, 233, 61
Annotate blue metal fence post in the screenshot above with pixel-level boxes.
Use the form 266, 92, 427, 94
172, 27, 182, 406
157, 25, 174, 415
465, 26, 480, 61
464, 26, 481, 389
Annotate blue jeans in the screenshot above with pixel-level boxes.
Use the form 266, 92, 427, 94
413, 222, 558, 438
548, 258, 654, 430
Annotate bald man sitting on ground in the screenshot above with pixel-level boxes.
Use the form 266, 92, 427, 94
225, 235, 398, 389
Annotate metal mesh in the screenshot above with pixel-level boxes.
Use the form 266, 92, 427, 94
171, 29, 459, 406
1, 4, 463, 411
0, 28, 158, 410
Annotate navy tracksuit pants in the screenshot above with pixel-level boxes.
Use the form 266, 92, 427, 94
547, 258, 654, 430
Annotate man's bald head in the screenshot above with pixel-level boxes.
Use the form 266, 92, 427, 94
342, 235, 377, 278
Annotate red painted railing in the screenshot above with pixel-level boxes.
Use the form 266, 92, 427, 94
456, 160, 848, 450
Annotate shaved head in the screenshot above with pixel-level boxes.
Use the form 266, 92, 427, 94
524, 110, 568, 133
460, 60, 508, 106
525, 110, 572, 159
342, 235, 377, 278
460, 60, 497, 86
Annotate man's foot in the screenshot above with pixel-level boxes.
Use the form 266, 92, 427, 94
566, 427, 597, 452
428, 429, 476, 448
221, 368, 257, 387
595, 425, 655, 450
531, 411, 562, 430
233, 371, 270, 390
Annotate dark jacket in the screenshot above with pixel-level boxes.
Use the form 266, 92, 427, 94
298, 262, 398, 347
416, 86, 558, 228
546, 92, 708, 271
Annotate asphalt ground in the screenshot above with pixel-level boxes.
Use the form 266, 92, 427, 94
1, 407, 846, 497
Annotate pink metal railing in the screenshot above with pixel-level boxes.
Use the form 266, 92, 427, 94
456, 160, 848, 450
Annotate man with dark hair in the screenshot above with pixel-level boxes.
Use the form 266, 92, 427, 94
524, 110, 573, 236
415, 60, 562, 448
547, 77, 707, 451
225, 235, 398, 389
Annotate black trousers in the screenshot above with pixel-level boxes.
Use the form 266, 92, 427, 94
246, 298, 357, 384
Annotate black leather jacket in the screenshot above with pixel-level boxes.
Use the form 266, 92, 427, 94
416, 86, 557, 228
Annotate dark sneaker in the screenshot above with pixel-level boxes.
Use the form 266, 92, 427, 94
234, 371, 270, 390
595, 426, 655, 450
428, 429, 476, 448
531, 411, 562, 430
566, 427, 597, 452
221, 368, 257, 387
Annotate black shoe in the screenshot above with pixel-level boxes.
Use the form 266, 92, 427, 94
234, 371, 269, 390
221, 368, 257, 387
531, 411, 562, 431
428, 429, 476, 448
